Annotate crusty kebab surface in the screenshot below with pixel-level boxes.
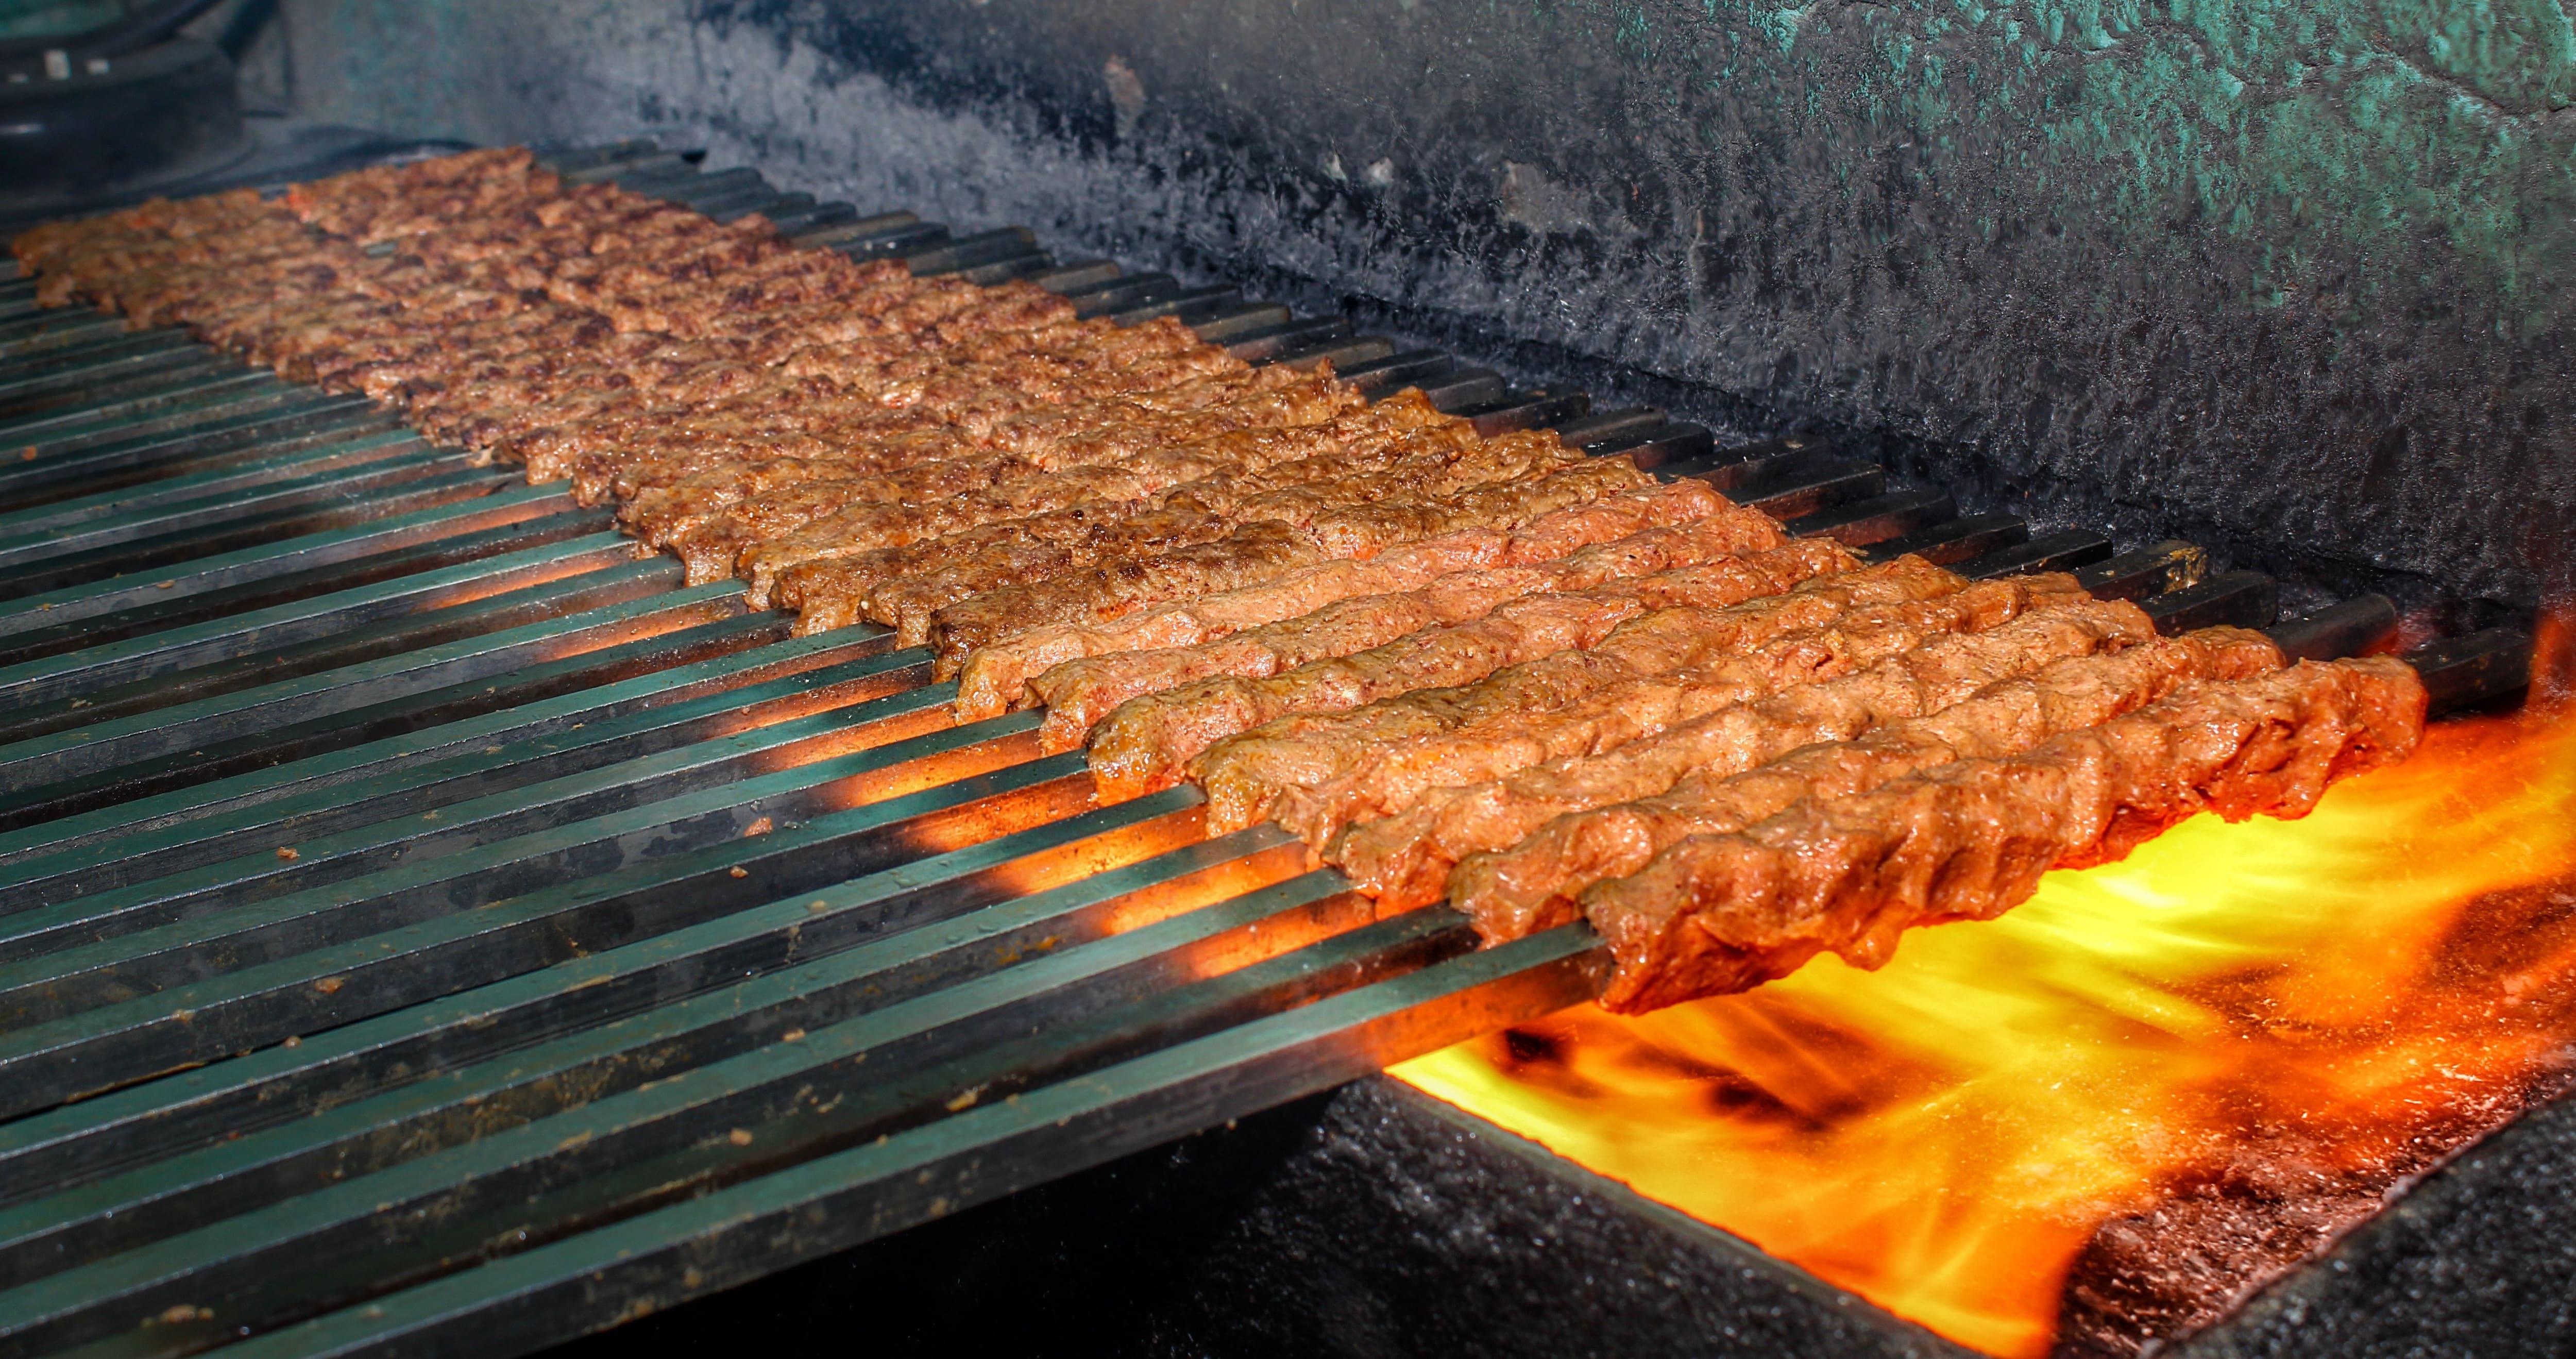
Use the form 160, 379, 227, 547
1579, 656, 2422, 1010
20, 151, 1671, 669
987, 533, 2422, 1011
18, 150, 2431, 1015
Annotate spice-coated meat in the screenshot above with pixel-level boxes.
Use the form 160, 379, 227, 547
1413, 623, 2280, 941
1368, 581, 2155, 927
868, 428, 1586, 647
553, 336, 1238, 498
1231, 566, 2074, 842
756, 394, 1477, 615
1082, 541, 1889, 812
615, 366, 1360, 543
1360, 608, 2246, 938
1038, 534, 1842, 772
985, 485, 1781, 735
1275, 574, 2103, 855
833, 430, 1556, 648
652, 370, 1364, 577
1580, 656, 2427, 1012
1154, 553, 1966, 826
514, 313, 1228, 489
961, 482, 1739, 726
928, 455, 1654, 677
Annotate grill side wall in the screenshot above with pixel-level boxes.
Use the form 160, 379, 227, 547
271, 0, 2574, 616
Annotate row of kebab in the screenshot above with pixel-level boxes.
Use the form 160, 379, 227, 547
11, 148, 2428, 1013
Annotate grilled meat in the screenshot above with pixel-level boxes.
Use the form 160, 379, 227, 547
282, 147, 564, 242
1411, 623, 2279, 940
1580, 656, 2427, 1012
660, 370, 1368, 585
753, 390, 1472, 613
1084, 542, 1904, 811
1276, 575, 2104, 855
930, 454, 1654, 678
957, 481, 1764, 723
616, 365, 1361, 545
517, 303, 1216, 490
1007, 492, 1793, 743
1175, 553, 1974, 829
1354, 607, 2222, 931
872, 427, 1585, 647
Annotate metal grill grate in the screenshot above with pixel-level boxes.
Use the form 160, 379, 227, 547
0, 143, 2535, 1359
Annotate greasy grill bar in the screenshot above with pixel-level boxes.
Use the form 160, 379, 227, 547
0, 144, 2545, 1359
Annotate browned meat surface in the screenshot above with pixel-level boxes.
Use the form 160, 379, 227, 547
1086, 541, 1902, 811
521, 304, 1210, 491
872, 427, 1585, 647
21, 150, 2448, 1027
282, 147, 564, 242
1003, 490, 1793, 743
1368, 605, 2247, 933
664, 372, 1371, 588
1278, 575, 2108, 857
26, 155, 879, 365
616, 365, 1361, 545
1408, 623, 2280, 938
1227, 566, 2075, 843
1171, 553, 1968, 827
1400, 583, 2175, 930
930, 454, 1655, 681
13, 163, 942, 464
752, 391, 1473, 612
872, 503, 1249, 646
1581, 656, 2427, 1011
963, 481, 1745, 726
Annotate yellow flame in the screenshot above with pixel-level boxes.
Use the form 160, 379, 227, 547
1396, 701, 2576, 1357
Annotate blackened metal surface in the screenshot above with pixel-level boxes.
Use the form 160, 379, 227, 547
1123, 1080, 1971, 1359
0, 38, 247, 199
2174, 1074, 2576, 1358
557, 1076, 1970, 1359
562, 1069, 2576, 1359
274, 0, 2575, 618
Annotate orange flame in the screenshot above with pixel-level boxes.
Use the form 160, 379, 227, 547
1395, 693, 2576, 1356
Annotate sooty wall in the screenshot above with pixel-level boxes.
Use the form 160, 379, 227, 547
276, 0, 2573, 610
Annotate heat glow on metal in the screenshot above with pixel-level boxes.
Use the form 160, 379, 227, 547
1395, 676, 2576, 1356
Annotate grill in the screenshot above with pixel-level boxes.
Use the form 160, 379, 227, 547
0, 142, 2545, 1359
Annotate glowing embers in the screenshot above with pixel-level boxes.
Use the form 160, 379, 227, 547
804, 720, 1049, 820
1083, 818, 1301, 938
958, 800, 1222, 921
1395, 699, 2576, 1357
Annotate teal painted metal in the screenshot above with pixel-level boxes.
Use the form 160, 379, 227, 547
271, 0, 2570, 606
0, 485, 577, 635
